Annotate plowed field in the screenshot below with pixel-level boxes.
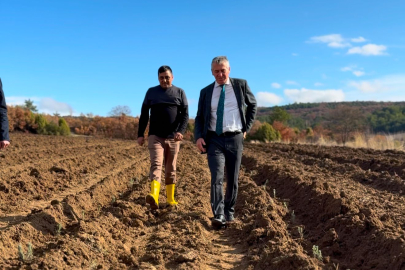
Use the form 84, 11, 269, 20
1, 133, 405, 269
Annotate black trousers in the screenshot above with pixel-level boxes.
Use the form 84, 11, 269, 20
206, 131, 243, 217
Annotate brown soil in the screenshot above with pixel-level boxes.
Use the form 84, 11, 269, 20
1, 133, 404, 269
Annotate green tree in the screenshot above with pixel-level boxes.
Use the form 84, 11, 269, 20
24, 99, 38, 112
269, 107, 291, 124
58, 118, 71, 136
35, 114, 48, 134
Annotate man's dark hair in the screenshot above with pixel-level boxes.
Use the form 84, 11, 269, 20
158, 65, 173, 75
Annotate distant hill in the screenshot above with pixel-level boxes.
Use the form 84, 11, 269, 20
256, 101, 405, 133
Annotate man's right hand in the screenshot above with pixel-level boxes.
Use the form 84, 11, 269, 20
196, 138, 206, 153
137, 137, 145, 146
0, 140, 10, 150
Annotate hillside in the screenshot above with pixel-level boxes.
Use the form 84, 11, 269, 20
256, 101, 405, 133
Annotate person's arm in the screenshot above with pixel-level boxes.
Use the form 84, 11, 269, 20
0, 78, 10, 143
194, 89, 206, 152
176, 90, 189, 135
243, 80, 257, 133
137, 92, 150, 145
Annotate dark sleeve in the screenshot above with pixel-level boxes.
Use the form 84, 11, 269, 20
0, 78, 10, 141
194, 89, 205, 141
243, 80, 257, 132
176, 90, 189, 134
137, 92, 150, 138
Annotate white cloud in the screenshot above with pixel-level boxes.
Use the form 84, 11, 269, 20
40, 98, 73, 115
341, 66, 354, 72
348, 75, 405, 94
353, 71, 365, 77
5, 96, 40, 106
347, 44, 387, 56
5, 96, 73, 115
292, 53, 298, 56
271, 83, 281, 89
341, 65, 365, 77
351, 36, 367, 43
314, 82, 324, 86
284, 88, 345, 103
348, 81, 384, 93
256, 92, 283, 106
286, 80, 299, 85
309, 34, 351, 48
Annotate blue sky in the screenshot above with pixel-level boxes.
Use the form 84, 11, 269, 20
1, 0, 404, 117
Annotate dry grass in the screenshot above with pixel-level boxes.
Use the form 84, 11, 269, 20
294, 133, 405, 151
346, 132, 404, 151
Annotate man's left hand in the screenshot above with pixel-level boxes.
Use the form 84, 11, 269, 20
174, 132, 183, 141
243, 132, 246, 139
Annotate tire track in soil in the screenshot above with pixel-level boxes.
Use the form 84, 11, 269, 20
243, 144, 405, 270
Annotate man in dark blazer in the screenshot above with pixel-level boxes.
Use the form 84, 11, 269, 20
194, 56, 257, 227
0, 78, 10, 150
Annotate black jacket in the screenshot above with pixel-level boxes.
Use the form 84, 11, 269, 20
0, 78, 10, 141
194, 78, 257, 141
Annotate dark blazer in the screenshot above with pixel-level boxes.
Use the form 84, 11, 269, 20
194, 77, 257, 140
0, 78, 10, 141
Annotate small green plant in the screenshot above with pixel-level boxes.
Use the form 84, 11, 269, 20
26, 243, 33, 261
17, 244, 25, 262
297, 226, 304, 239
312, 245, 323, 261
111, 196, 116, 204
291, 210, 295, 223
17, 243, 34, 262
273, 189, 276, 198
55, 223, 63, 236
82, 210, 86, 220
283, 202, 288, 211
128, 178, 135, 188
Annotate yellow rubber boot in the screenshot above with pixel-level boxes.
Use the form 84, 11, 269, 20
166, 184, 178, 206
145, 180, 160, 210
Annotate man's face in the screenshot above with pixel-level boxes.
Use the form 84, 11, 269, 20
158, 70, 174, 89
211, 62, 230, 85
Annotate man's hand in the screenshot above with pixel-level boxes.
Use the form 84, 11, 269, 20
174, 132, 183, 141
137, 137, 145, 146
196, 138, 206, 153
243, 132, 246, 139
0, 140, 10, 150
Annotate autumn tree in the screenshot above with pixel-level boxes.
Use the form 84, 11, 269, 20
328, 105, 366, 145
109, 105, 131, 117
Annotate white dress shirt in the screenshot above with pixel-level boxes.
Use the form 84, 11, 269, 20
209, 78, 243, 133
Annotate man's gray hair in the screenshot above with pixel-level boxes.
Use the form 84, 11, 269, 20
211, 56, 229, 66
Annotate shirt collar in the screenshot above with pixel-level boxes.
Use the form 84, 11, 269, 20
214, 78, 230, 88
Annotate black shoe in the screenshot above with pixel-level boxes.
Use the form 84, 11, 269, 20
225, 213, 235, 222
212, 214, 226, 227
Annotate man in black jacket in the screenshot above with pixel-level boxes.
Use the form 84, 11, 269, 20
194, 56, 257, 227
0, 78, 10, 150
138, 66, 189, 210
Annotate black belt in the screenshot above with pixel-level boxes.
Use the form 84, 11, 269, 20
208, 130, 242, 137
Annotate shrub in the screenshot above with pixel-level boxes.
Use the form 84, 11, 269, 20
254, 122, 280, 142
58, 118, 70, 136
